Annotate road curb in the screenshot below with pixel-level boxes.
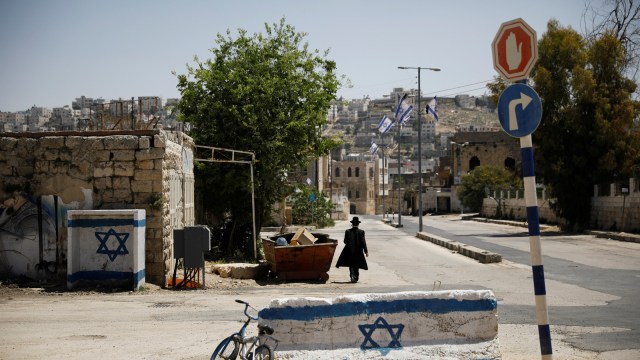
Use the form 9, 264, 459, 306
586, 230, 640, 243
416, 232, 502, 264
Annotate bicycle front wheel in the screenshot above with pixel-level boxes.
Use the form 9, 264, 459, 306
253, 344, 274, 360
211, 336, 239, 360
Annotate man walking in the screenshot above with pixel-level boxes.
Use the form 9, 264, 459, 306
336, 216, 368, 283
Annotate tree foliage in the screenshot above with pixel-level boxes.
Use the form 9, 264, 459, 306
176, 18, 340, 255
457, 166, 521, 212
290, 186, 334, 228
532, 20, 640, 230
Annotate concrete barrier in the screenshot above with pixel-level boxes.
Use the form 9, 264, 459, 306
416, 232, 502, 264
258, 290, 497, 352
67, 210, 145, 290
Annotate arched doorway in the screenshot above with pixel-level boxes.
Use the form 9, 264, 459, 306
504, 157, 516, 171
469, 156, 480, 171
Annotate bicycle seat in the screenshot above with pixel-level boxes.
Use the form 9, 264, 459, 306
258, 324, 274, 335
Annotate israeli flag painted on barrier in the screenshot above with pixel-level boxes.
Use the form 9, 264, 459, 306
377, 115, 393, 134
395, 94, 413, 126
258, 290, 498, 351
427, 96, 439, 122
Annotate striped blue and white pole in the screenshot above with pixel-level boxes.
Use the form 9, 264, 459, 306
520, 134, 553, 359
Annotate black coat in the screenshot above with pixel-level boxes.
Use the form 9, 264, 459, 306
336, 227, 368, 270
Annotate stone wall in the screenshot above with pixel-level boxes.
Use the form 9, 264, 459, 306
482, 197, 562, 225
481, 178, 640, 232
590, 179, 640, 231
0, 130, 194, 286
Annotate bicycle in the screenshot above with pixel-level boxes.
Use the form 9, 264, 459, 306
211, 299, 278, 360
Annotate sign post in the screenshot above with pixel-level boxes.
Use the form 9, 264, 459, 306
493, 18, 553, 359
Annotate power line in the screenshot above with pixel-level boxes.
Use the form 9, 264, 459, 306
424, 80, 494, 96
439, 86, 490, 98
344, 77, 496, 99
345, 76, 416, 93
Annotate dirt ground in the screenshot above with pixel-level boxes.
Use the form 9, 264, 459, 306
2, 271, 639, 360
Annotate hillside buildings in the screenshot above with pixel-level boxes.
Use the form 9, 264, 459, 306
0, 96, 181, 133
1, 88, 509, 217
315, 88, 511, 216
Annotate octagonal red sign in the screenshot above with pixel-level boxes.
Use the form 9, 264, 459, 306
492, 18, 538, 81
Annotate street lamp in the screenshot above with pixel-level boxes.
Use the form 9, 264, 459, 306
397, 66, 440, 232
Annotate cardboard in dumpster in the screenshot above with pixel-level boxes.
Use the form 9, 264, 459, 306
291, 228, 315, 245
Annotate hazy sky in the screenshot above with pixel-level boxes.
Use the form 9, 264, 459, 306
0, 0, 589, 112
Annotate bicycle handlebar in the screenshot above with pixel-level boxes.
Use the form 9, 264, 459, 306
235, 299, 259, 321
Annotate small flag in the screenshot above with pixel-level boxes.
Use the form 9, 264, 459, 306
377, 115, 394, 134
426, 96, 439, 122
369, 142, 379, 155
395, 93, 413, 126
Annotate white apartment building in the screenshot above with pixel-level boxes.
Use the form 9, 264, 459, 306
3, 112, 27, 127
52, 106, 75, 129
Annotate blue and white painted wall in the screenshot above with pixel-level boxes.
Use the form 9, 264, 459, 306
67, 209, 145, 290
258, 290, 498, 352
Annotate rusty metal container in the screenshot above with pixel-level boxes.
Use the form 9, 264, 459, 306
262, 232, 338, 282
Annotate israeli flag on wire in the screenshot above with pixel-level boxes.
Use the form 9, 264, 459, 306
377, 115, 394, 134
369, 142, 379, 155
395, 93, 413, 126
427, 96, 439, 122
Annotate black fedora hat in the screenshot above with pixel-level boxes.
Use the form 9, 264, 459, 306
350, 216, 361, 224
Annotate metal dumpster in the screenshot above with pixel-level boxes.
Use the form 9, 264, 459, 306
262, 232, 338, 282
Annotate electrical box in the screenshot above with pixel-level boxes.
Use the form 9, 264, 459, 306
173, 225, 210, 268
183, 225, 211, 268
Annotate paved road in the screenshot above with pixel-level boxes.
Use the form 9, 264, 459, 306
1, 214, 638, 359
390, 213, 640, 355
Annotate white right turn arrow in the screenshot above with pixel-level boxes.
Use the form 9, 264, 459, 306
508, 92, 532, 131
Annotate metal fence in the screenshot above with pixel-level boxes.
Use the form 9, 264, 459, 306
85, 97, 163, 131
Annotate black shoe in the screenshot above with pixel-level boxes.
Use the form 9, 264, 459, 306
350, 277, 356, 283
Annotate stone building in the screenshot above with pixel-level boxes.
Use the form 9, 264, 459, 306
0, 130, 194, 286
450, 131, 520, 184
331, 154, 377, 215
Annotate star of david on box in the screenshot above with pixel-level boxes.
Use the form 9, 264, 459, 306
95, 228, 130, 261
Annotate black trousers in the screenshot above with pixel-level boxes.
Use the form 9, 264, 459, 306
349, 267, 360, 282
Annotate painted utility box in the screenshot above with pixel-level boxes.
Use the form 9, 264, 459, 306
67, 209, 145, 290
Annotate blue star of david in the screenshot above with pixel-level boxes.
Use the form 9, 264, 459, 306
95, 228, 129, 261
358, 316, 404, 349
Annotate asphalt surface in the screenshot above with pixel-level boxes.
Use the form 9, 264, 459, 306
390, 213, 640, 354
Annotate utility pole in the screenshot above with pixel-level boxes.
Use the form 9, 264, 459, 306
398, 66, 440, 232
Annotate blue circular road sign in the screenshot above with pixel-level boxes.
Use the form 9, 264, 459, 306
497, 83, 542, 137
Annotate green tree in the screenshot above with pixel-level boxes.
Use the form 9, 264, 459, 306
457, 165, 521, 212
176, 18, 341, 255
290, 186, 334, 228
532, 20, 640, 231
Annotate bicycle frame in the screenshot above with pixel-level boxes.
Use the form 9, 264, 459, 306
212, 300, 277, 360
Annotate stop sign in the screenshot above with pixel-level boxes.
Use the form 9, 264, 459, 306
492, 18, 538, 81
